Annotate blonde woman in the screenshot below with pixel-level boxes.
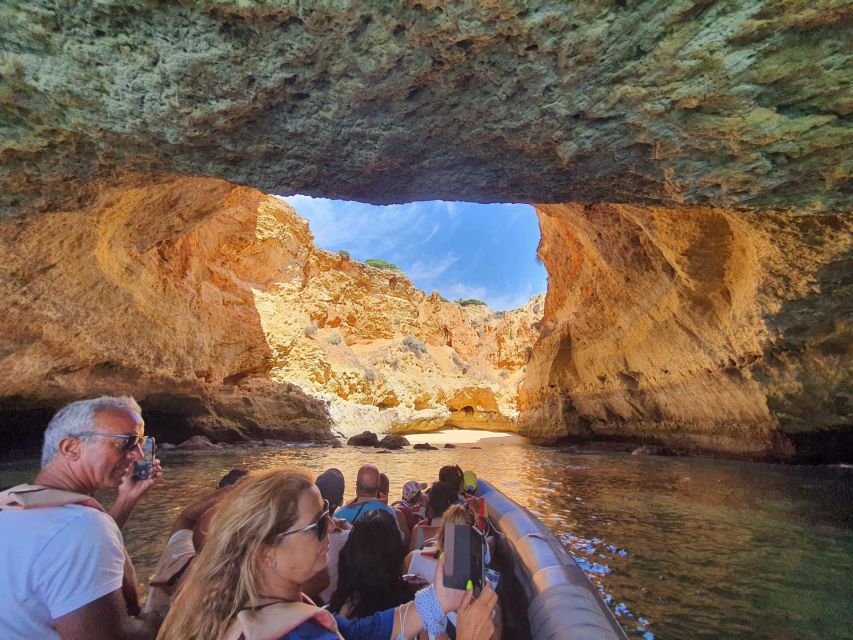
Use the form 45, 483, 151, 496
157, 467, 497, 640
405, 504, 475, 583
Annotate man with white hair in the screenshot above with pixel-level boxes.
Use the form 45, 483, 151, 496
0, 396, 163, 639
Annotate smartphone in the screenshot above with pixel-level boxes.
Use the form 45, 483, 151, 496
442, 523, 485, 595
132, 438, 156, 481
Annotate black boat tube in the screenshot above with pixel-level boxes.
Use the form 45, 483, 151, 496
475, 479, 628, 640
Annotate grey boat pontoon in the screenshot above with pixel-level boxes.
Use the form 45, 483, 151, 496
474, 479, 628, 640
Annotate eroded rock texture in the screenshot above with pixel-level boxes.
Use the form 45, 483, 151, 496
0, 176, 335, 447
0, 176, 541, 448
0, 2, 850, 459
0, 1, 850, 214
520, 204, 852, 460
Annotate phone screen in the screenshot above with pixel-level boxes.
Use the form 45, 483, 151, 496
132, 438, 156, 481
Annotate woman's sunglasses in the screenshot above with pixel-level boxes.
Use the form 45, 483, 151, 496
274, 499, 331, 542
72, 432, 149, 452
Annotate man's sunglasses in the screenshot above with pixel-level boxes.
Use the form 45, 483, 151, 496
274, 499, 331, 542
72, 432, 149, 452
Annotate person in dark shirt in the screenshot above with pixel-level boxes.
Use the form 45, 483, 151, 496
158, 467, 499, 640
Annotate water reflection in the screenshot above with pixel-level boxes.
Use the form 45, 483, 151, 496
2, 445, 851, 640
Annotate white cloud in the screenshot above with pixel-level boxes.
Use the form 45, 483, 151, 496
485, 281, 543, 311
403, 253, 459, 283
277, 195, 438, 259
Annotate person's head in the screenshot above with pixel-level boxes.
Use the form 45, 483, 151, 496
158, 468, 332, 640
355, 463, 380, 498
436, 503, 476, 551
439, 465, 464, 492
379, 472, 390, 498
402, 480, 425, 505
315, 468, 345, 514
40, 396, 145, 490
218, 468, 248, 489
329, 509, 407, 617
427, 481, 457, 520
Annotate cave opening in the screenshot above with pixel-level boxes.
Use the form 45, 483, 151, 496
278, 195, 547, 312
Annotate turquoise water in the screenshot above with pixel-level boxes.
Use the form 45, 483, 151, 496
2, 443, 852, 640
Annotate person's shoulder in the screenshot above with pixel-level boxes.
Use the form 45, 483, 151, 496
67, 505, 120, 533
278, 618, 340, 639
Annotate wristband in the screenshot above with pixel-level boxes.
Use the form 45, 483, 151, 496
414, 584, 447, 636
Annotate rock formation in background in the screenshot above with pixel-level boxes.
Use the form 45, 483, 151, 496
520, 204, 851, 461
0, 2, 849, 460
0, 176, 541, 447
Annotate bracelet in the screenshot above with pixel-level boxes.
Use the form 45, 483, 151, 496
414, 585, 447, 636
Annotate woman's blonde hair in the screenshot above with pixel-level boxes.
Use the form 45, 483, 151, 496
436, 503, 475, 551
157, 467, 313, 640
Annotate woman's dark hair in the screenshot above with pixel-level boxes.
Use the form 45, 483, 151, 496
439, 465, 464, 491
329, 509, 408, 617
427, 481, 457, 520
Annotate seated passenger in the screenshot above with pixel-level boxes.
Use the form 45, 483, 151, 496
144, 469, 247, 615
329, 510, 414, 618
406, 504, 475, 583
393, 480, 428, 532
157, 467, 498, 640
0, 396, 163, 639
315, 468, 345, 516
335, 464, 400, 526
309, 468, 349, 605
439, 465, 467, 504
379, 472, 390, 502
408, 504, 503, 640
409, 481, 457, 552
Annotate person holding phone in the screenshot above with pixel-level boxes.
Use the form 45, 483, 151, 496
157, 468, 499, 640
0, 396, 163, 640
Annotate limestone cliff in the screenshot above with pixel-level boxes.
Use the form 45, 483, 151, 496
0, 177, 541, 448
0, 2, 850, 460
1, 1, 849, 215
0, 176, 334, 448
519, 203, 852, 461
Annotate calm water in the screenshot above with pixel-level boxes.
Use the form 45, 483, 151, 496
3, 443, 852, 640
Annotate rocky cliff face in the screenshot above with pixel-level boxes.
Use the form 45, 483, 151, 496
0, 176, 334, 448
520, 204, 852, 461
0, 2, 849, 460
0, 176, 541, 448
1, 1, 848, 215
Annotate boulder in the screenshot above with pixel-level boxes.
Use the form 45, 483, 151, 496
378, 434, 410, 450
631, 445, 672, 457
347, 431, 380, 447
413, 443, 438, 451
176, 435, 221, 451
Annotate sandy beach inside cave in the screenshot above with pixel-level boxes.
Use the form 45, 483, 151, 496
403, 428, 529, 447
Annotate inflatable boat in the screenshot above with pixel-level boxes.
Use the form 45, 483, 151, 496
474, 479, 628, 640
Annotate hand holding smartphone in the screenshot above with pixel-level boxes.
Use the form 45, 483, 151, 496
132, 438, 156, 481
442, 523, 485, 596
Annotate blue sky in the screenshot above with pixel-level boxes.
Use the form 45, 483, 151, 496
278, 196, 547, 311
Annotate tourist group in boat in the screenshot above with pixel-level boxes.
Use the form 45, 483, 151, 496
0, 396, 501, 639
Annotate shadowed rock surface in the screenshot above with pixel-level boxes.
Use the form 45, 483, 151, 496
1, 1, 849, 214
0, 1, 850, 460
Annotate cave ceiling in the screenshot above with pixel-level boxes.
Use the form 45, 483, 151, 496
0, 0, 851, 218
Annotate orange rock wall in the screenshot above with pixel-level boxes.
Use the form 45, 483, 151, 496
519, 203, 852, 460
0, 175, 542, 445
